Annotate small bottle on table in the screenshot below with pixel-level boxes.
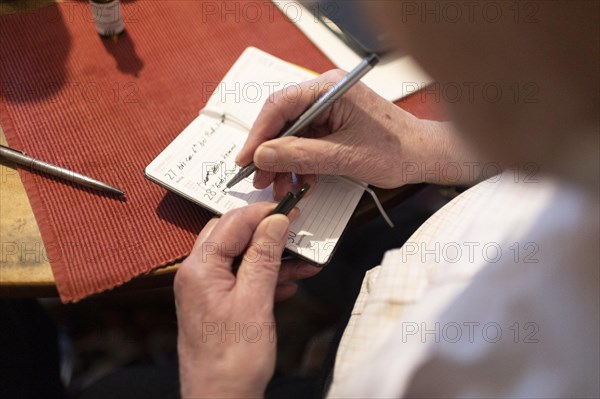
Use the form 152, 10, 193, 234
89, 0, 125, 39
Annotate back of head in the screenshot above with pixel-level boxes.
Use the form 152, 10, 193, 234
370, 0, 599, 189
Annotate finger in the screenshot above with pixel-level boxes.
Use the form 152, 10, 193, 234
287, 207, 300, 221
254, 135, 348, 177
236, 70, 347, 167
272, 172, 294, 201
274, 282, 299, 302
197, 203, 277, 272
253, 168, 276, 190
277, 260, 321, 283
236, 214, 290, 302
188, 218, 220, 259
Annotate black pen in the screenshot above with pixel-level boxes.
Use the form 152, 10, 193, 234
231, 183, 309, 274
268, 182, 309, 216
226, 54, 379, 189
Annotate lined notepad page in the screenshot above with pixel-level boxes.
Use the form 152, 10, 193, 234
146, 48, 365, 264
206, 47, 317, 128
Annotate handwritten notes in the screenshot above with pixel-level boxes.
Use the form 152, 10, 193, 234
145, 48, 365, 264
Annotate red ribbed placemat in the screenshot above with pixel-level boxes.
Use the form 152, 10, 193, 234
0, 2, 441, 302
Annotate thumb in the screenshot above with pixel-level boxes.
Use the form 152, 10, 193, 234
254, 136, 345, 176
236, 215, 290, 302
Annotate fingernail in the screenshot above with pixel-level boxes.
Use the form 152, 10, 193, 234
204, 218, 219, 237
256, 146, 277, 166
266, 215, 289, 240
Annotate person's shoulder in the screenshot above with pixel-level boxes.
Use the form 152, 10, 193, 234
418, 172, 561, 239
406, 179, 599, 397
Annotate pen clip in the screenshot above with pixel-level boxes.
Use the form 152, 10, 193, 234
0, 144, 27, 156
232, 183, 310, 275
269, 183, 310, 216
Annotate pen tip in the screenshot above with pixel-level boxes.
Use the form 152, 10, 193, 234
225, 177, 241, 189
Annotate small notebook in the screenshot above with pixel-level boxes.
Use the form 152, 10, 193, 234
145, 47, 365, 265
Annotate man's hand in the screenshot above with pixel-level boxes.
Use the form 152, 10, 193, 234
175, 203, 319, 398
236, 70, 481, 200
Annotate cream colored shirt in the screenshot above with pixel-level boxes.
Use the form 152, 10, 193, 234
328, 172, 599, 398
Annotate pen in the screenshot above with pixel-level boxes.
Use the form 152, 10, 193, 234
0, 144, 125, 197
226, 54, 379, 189
232, 183, 310, 274
268, 182, 309, 215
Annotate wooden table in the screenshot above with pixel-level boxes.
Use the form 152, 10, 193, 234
0, 127, 183, 297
